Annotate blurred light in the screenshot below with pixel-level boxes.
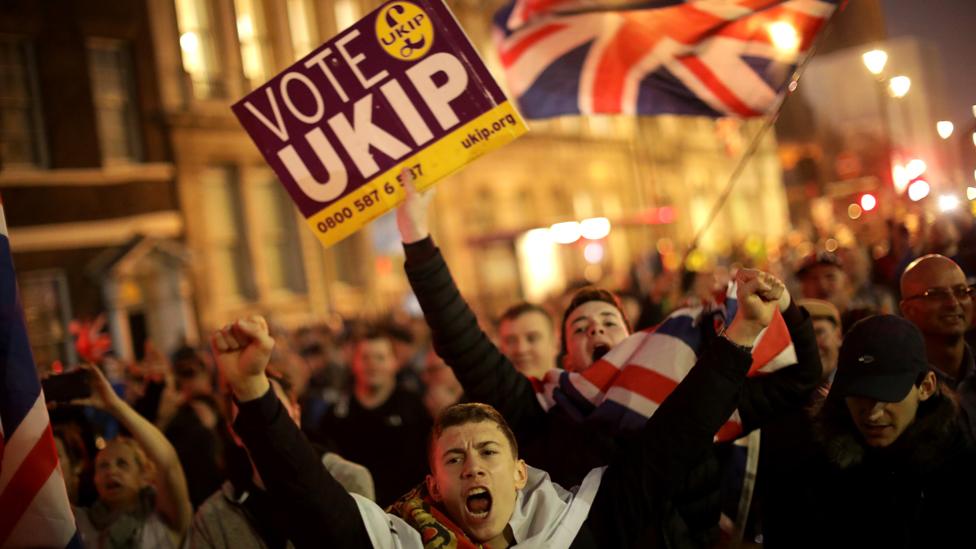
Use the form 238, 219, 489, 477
972, 105, 976, 119
825, 238, 839, 253
579, 217, 611, 240
583, 242, 605, 264
967, 186, 976, 201
938, 194, 961, 212
685, 249, 707, 271
95, 436, 107, 451
888, 76, 911, 98
908, 180, 930, 202
583, 264, 603, 283
517, 229, 563, 302
656, 238, 674, 255
906, 158, 927, 179
972, 132, 976, 148
862, 49, 888, 75
657, 206, 676, 224
859, 193, 877, 211
892, 164, 910, 193
236, 14, 254, 38
768, 21, 800, 53
848, 203, 863, 219
549, 221, 581, 244
937, 121, 955, 140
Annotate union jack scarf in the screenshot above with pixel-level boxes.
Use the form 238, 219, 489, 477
531, 282, 796, 442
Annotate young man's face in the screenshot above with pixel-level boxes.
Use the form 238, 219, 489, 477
845, 371, 936, 447
427, 421, 527, 545
352, 338, 398, 389
94, 441, 148, 507
499, 311, 558, 379
563, 301, 629, 372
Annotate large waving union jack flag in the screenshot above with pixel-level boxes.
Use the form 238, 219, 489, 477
494, 0, 839, 119
0, 202, 80, 548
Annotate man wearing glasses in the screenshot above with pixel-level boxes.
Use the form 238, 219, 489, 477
900, 254, 976, 441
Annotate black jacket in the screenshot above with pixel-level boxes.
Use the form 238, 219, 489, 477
764, 389, 976, 548
233, 333, 756, 548
403, 237, 822, 544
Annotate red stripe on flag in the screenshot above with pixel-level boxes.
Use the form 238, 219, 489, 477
677, 55, 762, 116
500, 23, 567, 67
0, 424, 60, 545
614, 366, 680, 405
749, 311, 791, 375
580, 358, 623, 391
715, 420, 743, 442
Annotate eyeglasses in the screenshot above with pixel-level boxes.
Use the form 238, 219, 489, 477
904, 285, 976, 303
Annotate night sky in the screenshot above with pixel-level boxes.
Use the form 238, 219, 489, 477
884, 0, 976, 122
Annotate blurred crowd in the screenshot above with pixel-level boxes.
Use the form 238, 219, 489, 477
43, 205, 976, 548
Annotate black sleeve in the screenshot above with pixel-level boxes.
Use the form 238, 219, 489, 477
403, 237, 547, 437
233, 386, 372, 549
583, 337, 753, 548
132, 379, 164, 423
735, 301, 823, 432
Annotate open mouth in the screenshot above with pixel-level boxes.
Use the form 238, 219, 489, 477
104, 479, 123, 491
591, 344, 611, 361
465, 487, 492, 518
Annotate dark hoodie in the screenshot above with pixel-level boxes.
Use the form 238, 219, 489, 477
771, 389, 976, 549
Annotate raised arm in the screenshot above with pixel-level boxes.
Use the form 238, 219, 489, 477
79, 363, 192, 537
212, 317, 372, 548
396, 171, 546, 435
584, 270, 781, 547
735, 287, 824, 432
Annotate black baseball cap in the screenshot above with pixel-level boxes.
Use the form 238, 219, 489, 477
832, 315, 929, 402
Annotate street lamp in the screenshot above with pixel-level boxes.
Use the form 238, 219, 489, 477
888, 76, 911, 98
862, 49, 888, 75
937, 121, 955, 140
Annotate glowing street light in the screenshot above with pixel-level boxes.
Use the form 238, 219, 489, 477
768, 21, 800, 53
937, 121, 955, 140
967, 187, 976, 201
549, 221, 581, 244
892, 164, 910, 193
906, 158, 927, 179
908, 180, 930, 202
579, 217, 611, 240
862, 49, 888, 75
938, 194, 961, 212
888, 76, 911, 98
859, 193, 878, 212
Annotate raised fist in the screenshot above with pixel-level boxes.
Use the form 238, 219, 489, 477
211, 316, 275, 401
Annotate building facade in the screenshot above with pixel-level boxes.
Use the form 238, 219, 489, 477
3, 0, 794, 365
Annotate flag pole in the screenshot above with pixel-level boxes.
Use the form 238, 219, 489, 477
680, 5, 843, 269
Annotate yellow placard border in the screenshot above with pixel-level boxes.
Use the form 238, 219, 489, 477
304, 100, 528, 247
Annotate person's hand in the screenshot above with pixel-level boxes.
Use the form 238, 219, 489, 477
211, 316, 274, 402
395, 167, 434, 244
69, 363, 124, 414
725, 269, 785, 346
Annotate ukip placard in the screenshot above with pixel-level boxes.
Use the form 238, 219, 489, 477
232, 0, 528, 247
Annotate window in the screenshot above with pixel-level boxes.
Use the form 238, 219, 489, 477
0, 35, 46, 169
254, 170, 307, 294
233, 0, 274, 88
201, 166, 257, 301
19, 270, 73, 372
88, 40, 142, 165
174, 0, 224, 98
286, 0, 319, 59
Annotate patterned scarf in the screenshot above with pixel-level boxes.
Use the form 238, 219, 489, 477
387, 483, 482, 549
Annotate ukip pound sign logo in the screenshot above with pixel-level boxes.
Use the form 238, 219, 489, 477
376, 1, 434, 61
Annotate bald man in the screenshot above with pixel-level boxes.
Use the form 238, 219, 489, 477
900, 254, 976, 440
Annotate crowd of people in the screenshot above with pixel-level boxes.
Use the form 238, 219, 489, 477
44, 177, 976, 548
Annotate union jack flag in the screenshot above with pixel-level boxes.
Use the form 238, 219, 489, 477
494, 0, 839, 119
0, 201, 80, 548
531, 282, 797, 441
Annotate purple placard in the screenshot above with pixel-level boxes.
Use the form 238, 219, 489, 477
232, 0, 511, 218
